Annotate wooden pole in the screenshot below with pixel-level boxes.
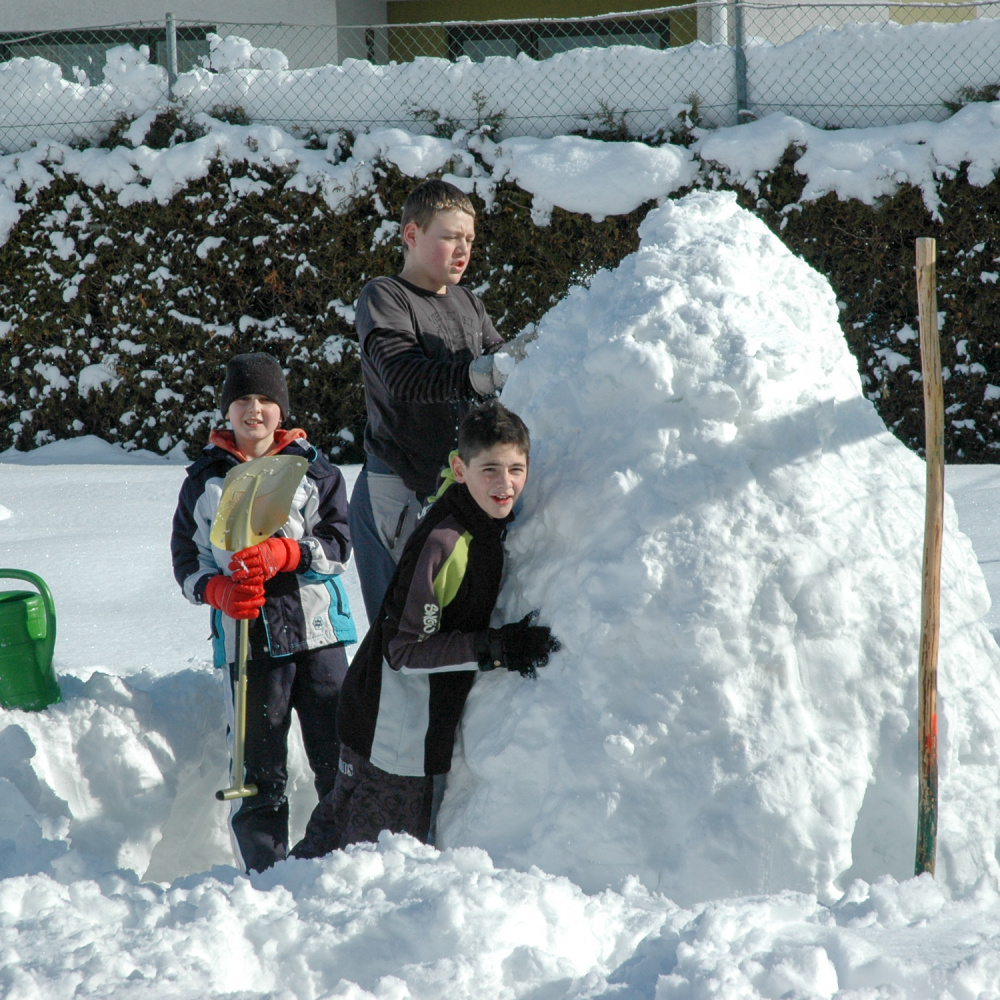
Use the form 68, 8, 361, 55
914, 237, 944, 877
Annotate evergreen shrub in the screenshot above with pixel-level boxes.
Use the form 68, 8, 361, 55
714, 148, 1000, 461
3, 114, 1000, 462
0, 140, 647, 461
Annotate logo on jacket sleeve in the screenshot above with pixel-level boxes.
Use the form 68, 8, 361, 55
422, 603, 440, 636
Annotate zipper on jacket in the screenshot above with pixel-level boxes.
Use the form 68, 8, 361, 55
390, 503, 409, 550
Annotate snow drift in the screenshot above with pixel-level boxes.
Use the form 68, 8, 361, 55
439, 190, 1000, 905
0, 670, 232, 883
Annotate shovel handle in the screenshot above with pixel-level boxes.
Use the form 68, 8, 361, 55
217, 617, 259, 801
216, 783, 259, 801
210, 457, 307, 804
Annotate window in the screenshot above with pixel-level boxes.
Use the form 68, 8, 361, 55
448, 15, 671, 62
0, 25, 213, 84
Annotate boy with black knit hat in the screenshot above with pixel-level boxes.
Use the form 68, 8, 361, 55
171, 352, 357, 872
292, 401, 559, 857
218, 350, 291, 423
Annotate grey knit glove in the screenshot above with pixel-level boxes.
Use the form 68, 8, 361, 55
469, 354, 509, 396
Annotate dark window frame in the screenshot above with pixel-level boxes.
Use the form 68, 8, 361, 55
447, 15, 671, 62
0, 25, 215, 82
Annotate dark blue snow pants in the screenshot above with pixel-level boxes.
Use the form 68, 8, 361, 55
227, 617, 348, 873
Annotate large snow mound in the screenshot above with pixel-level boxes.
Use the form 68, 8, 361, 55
439, 190, 1000, 905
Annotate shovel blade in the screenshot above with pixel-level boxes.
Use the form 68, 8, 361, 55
210, 455, 309, 551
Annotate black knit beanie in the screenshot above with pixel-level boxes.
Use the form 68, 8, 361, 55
219, 353, 290, 421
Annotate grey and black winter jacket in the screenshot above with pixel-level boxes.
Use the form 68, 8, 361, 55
337, 476, 511, 777
171, 431, 356, 666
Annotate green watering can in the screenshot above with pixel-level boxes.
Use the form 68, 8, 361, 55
0, 569, 61, 711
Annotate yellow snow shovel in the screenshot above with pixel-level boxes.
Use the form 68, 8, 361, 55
209, 454, 308, 801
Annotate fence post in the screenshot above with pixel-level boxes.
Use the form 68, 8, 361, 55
165, 12, 178, 101
730, 0, 748, 122
914, 237, 943, 878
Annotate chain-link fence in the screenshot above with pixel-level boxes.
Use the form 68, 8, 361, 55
2, 3, 999, 153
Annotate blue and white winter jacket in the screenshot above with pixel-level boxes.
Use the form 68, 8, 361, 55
170, 430, 356, 666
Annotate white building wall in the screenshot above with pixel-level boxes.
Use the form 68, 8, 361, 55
1, 1, 388, 73
0, 1, 384, 31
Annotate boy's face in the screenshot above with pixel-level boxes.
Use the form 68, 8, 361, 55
227, 394, 281, 457
451, 442, 528, 519
400, 208, 475, 295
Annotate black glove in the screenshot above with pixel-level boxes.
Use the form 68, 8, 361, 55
476, 610, 561, 678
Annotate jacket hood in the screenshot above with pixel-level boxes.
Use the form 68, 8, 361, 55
425, 450, 460, 505
208, 427, 307, 463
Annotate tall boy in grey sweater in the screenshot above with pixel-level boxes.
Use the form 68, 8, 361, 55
349, 179, 510, 623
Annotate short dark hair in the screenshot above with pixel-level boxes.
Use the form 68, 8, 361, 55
458, 400, 530, 462
401, 179, 475, 234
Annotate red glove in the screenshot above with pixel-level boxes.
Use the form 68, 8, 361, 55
229, 537, 301, 583
204, 574, 265, 620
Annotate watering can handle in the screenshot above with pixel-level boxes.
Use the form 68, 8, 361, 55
0, 569, 56, 620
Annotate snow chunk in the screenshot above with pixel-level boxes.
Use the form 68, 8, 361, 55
195, 236, 225, 259
154, 388, 184, 404
206, 34, 255, 72
487, 134, 698, 221
32, 362, 69, 392
78, 361, 122, 397
327, 300, 356, 324
353, 128, 458, 179
370, 219, 399, 249
48, 232, 76, 260
101, 44, 166, 101
874, 346, 911, 371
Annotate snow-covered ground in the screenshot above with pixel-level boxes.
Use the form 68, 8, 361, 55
6, 26, 1000, 999
5, 189, 1000, 996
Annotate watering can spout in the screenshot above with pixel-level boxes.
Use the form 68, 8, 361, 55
0, 569, 61, 711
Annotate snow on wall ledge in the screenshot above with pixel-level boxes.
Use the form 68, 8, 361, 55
6, 16, 1000, 157
438, 190, 1000, 906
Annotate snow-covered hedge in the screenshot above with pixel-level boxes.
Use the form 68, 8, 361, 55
3, 101, 1000, 461
0, 117, 650, 460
